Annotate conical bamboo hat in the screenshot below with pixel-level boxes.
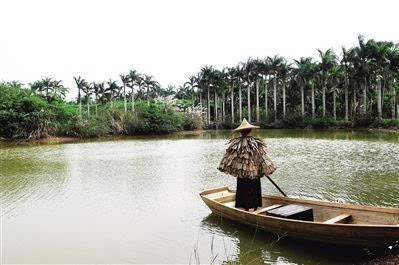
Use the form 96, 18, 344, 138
233, 118, 259, 132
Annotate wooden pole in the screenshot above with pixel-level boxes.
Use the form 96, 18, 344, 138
266, 176, 287, 197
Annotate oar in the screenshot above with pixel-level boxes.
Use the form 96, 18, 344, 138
266, 176, 287, 197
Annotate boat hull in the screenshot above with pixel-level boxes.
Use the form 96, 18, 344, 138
200, 187, 399, 248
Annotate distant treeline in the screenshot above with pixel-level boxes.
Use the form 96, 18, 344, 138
1, 35, 399, 139
0, 83, 202, 139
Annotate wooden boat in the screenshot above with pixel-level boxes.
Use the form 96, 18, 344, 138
200, 186, 399, 248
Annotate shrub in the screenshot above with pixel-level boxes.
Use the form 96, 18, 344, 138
71, 116, 112, 138
182, 112, 203, 130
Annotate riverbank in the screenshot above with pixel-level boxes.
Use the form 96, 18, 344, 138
1, 127, 398, 147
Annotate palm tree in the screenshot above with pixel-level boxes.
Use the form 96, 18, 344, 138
199, 66, 215, 124
120, 74, 130, 113
128, 70, 141, 111
268, 55, 284, 121
141, 75, 159, 106
279, 60, 291, 119
294, 57, 314, 118
341, 47, 351, 121
317, 49, 337, 118
91, 82, 100, 116
328, 65, 343, 120
7, 80, 23, 89
243, 58, 256, 122
82, 83, 92, 116
184, 76, 198, 106
106, 79, 119, 108
73, 76, 88, 116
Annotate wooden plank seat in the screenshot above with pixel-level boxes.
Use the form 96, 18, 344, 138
323, 214, 352, 224
215, 194, 236, 203
266, 204, 314, 221
255, 204, 283, 214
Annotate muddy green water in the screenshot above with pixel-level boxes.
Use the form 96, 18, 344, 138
1, 130, 398, 264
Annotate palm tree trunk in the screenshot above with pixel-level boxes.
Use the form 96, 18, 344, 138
273, 76, 277, 122
333, 89, 336, 121
123, 84, 127, 113
199, 91, 202, 106
222, 90, 225, 123
215, 90, 218, 124
353, 90, 357, 117
265, 80, 268, 120
345, 86, 348, 121
87, 97, 90, 117
95, 95, 98, 117
110, 91, 113, 108
147, 85, 150, 106
393, 86, 396, 119
247, 79, 251, 122
377, 79, 382, 119
78, 88, 82, 117
282, 82, 286, 119
132, 87, 135, 111
301, 85, 304, 118
239, 84, 242, 122
322, 86, 326, 117
256, 79, 259, 122
207, 86, 210, 123
363, 78, 367, 114
231, 86, 234, 124
311, 83, 315, 119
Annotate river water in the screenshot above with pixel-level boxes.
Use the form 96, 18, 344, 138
1, 130, 398, 264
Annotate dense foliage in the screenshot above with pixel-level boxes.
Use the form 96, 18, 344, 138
1, 35, 398, 139
0, 83, 203, 139
189, 36, 399, 127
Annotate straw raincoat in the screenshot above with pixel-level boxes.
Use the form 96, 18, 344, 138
218, 119, 277, 210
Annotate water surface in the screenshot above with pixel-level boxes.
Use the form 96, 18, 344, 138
1, 130, 398, 264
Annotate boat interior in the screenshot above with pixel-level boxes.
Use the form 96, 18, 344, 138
201, 187, 399, 225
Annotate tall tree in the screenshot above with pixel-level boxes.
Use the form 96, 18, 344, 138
120, 74, 130, 113
73, 76, 88, 116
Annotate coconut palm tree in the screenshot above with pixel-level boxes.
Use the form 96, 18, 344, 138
199, 66, 216, 123
142, 75, 158, 106
73, 76, 88, 116
294, 57, 314, 118
82, 82, 92, 116
341, 47, 351, 121
268, 55, 284, 121
278, 60, 291, 119
184, 76, 198, 106
106, 79, 119, 108
120, 74, 130, 113
317, 49, 338, 118
91, 82, 101, 116
128, 70, 141, 111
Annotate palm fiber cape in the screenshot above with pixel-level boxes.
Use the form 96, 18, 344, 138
218, 136, 277, 179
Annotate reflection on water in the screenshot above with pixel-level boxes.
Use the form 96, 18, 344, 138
200, 214, 374, 265
1, 130, 398, 264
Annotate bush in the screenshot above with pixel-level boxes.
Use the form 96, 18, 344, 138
71, 116, 112, 138
353, 113, 376, 128
0, 84, 57, 139
182, 112, 203, 130
124, 112, 150, 134
372, 118, 399, 128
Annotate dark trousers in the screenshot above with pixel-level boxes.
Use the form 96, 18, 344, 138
235, 178, 262, 210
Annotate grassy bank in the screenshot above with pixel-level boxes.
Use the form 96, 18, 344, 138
0, 83, 203, 140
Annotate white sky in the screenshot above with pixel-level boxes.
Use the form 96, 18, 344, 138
1, 0, 398, 100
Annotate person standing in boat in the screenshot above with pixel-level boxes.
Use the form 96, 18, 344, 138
218, 119, 277, 211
